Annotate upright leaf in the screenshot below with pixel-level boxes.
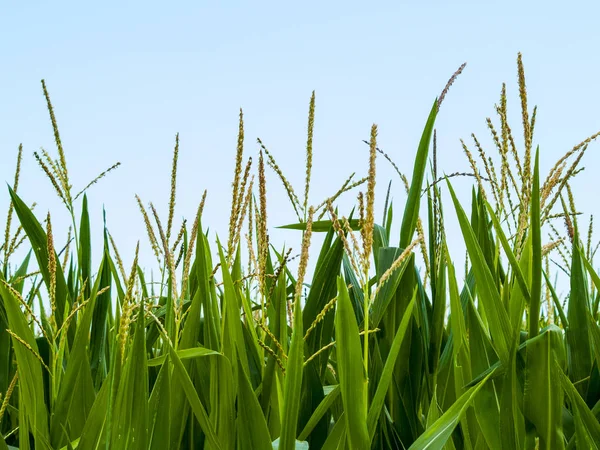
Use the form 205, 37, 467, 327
399, 100, 438, 248
529, 148, 542, 338
524, 326, 565, 449
447, 180, 511, 363
408, 372, 493, 450
335, 277, 369, 449
0, 279, 50, 443
279, 278, 304, 450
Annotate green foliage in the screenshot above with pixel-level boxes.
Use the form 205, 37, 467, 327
1, 57, 600, 449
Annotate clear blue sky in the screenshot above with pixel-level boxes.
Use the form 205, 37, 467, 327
1, 2, 599, 290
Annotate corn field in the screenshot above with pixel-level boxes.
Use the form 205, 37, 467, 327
1, 54, 600, 449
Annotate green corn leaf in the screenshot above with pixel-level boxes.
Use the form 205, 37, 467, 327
279, 279, 305, 450
408, 371, 493, 450
367, 294, 416, 439
147, 346, 220, 367
485, 201, 530, 303
237, 357, 272, 450
320, 413, 346, 450
297, 385, 340, 441
90, 233, 112, 388
499, 349, 524, 450
581, 255, 600, 317
524, 325, 565, 449
77, 377, 110, 448
446, 248, 478, 447
370, 246, 412, 328
559, 362, 600, 448
542, 270, 568, 328
110, 303, 148, 450
0, 276, 50, 444
430, 253, 447, 378
446, 180, 512, 364
399, 99, 437, 248
148, 355, 172, 450
50, 264, 104, 447
196, 223, 220, 350
7, 187, 72, 333
169, 343, 222, 450
529, 147, 542, 338
302, 236, 344, 376
278, 219, 360, 232
79, 194, 92, 299
335, 277, 369, 449
218, 242, 250, 380
466, 292, 502, 449
567, 244, 592, 395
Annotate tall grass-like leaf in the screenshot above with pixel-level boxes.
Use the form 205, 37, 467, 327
209, 353, 236, 450
0, 277, 50, 444
261, 267, 286, 416
90, 229, 112, 388
165, 225, 221, 448
499, 350, 524, 450
466, 292, 502, 449
297, 385, 340, 441
335, 277, 369, 449
342, 254, 364, 323
408, 372, 493, 450
302, 236, 344, 377
0, 272, 15, 406
320, 413, 346, 450
399, 100, 437, 248
196, 223, 220, 350
543, 269, 569, 327
446, 249, 479, 447
559, 363, 600, 448
77, 377, 110, 448
446, 180, 512, 363
581, 255, 600, 317
7, 187, 71, 330
279, 276, 305, 450
524, 325, 565, 449
279, 219, 360, 232
79, 195, 92, 299
169, 344, 222, 449
529, 148, 542, 338
110, 304, 148, 450
430, 254, 447, 379
371, 247, 412, 328
148, 355, 171, 450
218, 243, 249, 380
236, 358, 272, 450
367, 294, 416, 439
485, 202, 530, 303
499, 235, 530, 450
567, 244, 592, 395
50, 266, 104, 447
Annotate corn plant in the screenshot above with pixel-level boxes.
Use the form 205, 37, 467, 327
1, 53, 600, 450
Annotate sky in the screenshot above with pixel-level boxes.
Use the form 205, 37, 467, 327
1, 1, 599, 293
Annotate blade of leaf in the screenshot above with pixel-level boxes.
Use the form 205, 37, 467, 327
399, 99, 437, 248
408, 372, 493, 450
335, 277, 369, 449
